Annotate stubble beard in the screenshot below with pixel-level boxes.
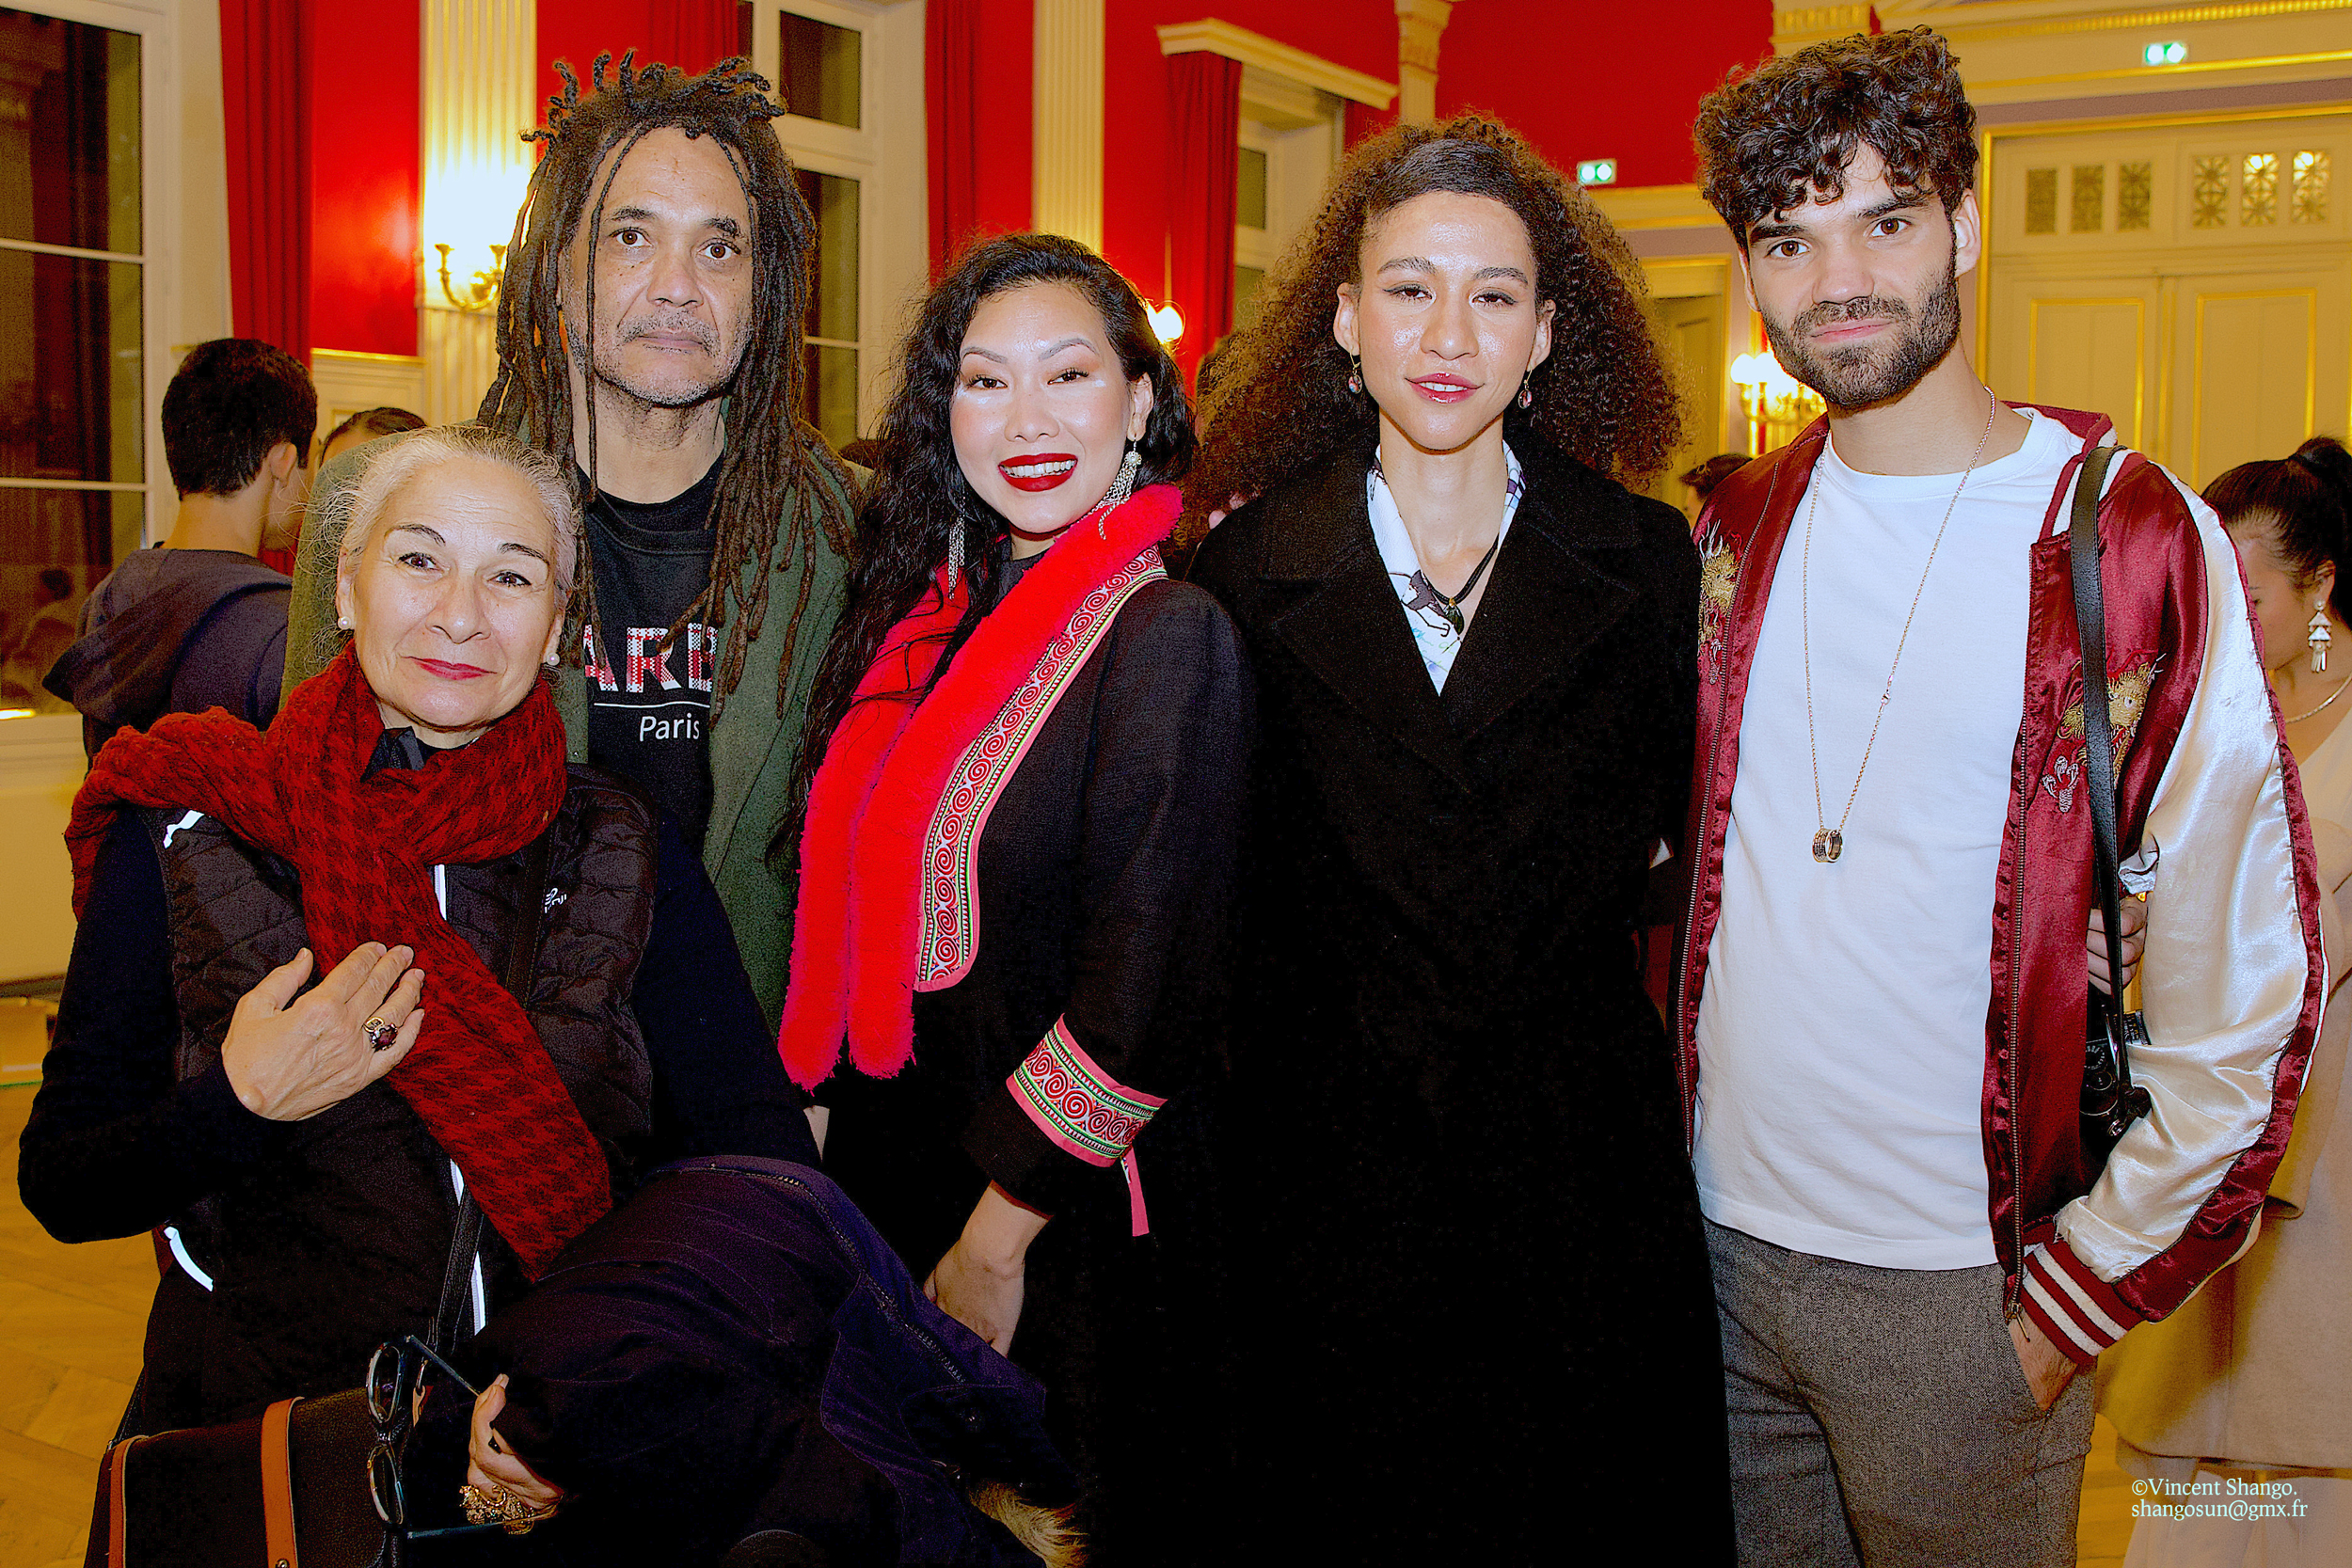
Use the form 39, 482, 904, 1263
1762, 250, 1963, 411
580, 310, 748, 414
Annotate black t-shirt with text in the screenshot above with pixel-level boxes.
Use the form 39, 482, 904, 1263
580, 460, 722, 849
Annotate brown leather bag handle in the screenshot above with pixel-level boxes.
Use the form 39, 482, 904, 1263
104, 1435, 135, 1568
261, 1397, 301, 1568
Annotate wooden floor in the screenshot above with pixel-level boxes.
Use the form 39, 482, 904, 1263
0, 1085, 151, 1568
0, 1080, 2140, 1567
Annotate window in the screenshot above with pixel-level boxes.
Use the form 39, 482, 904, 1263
1232, 100, 1340, 339
0, 7, 145, 718
753, 0, 889, 449
778, 11, 860, 130
797, 167, 860, 446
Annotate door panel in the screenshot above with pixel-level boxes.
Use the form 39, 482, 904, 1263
1989, 272, 2158, 451
2024, 295, 2149, 448
2183, 282, 2331, 486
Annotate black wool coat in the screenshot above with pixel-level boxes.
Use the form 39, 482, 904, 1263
1188, 434, 1733, 1561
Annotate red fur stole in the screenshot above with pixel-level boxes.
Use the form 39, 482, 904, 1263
778, 484, 1180, 1087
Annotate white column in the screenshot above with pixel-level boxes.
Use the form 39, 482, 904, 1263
1395, 0, 1455, 126
421, 0, 536, 425
1031, 0, 1104, 251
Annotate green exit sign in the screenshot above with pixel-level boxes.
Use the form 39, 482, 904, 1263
1577, 158, 1618, 186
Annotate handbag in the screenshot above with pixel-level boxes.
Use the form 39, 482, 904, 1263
87, 834, 553, 1567
2066, 440, 2156, 1164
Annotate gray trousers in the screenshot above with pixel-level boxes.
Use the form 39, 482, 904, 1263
1707, 1219, 2095, 1568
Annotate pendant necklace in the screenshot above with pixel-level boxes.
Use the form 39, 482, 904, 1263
1802, 389, 2002, 864
1406, 533, 1503, 637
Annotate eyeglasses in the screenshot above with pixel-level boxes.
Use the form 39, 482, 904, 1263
365, 1337, 499, 1540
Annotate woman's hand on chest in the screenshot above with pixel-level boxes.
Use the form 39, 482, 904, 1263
222, 942, 426, 1120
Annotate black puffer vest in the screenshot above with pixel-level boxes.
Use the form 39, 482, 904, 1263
138, 765, 658, 1427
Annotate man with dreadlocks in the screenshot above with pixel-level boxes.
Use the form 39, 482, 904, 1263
287, 55, 856, 1028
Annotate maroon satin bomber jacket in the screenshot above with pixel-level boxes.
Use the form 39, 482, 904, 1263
1673, 404, 2326, 1339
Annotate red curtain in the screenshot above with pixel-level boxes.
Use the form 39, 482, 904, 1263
655, 0, 745, 73
1166, 52, 1241, 388
927, 0, 980, 281
219, 0, 311, 365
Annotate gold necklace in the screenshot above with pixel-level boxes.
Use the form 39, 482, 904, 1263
2286, 672, 2352, 724
1801, 389, 2002, 864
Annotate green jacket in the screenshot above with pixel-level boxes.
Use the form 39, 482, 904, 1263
285, 435, 853, 1031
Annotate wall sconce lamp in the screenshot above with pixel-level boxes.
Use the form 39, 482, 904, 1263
1730, 349, 1827, 452
435, 242, 508, 314
1147, 301, 1185, 346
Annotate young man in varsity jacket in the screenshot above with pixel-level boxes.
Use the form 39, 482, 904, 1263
1679, 30, 2325, 1566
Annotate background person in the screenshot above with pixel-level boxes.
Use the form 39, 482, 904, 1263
1184, 116, 1728, 1561
2099, 436, 2352, 1567
19, 425, 815, 1435
321, 404, 427, 467
779, 234, 1248, 1566
284, 55, 857, 1031
45, 339, 313, 754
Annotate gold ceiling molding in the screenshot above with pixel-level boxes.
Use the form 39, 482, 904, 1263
1927, 0, 2352, 46
1971, 46, 2352, 90
1773, 6, 1876, 52
1591, 182, 1724, 231
1155, 19, 1396, 107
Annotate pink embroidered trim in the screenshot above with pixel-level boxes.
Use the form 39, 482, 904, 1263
914, 549, 1166, 990
1009, 1018, 1166, 1169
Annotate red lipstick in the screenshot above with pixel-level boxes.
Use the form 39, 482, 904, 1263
413, 657, 492, 680
998, 453, 1079, 493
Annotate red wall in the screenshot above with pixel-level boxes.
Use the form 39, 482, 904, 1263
1100, 2, 1394, 300
308, 2, 421, 356
1436, 0, 1772, 189
540, 0, 657, 118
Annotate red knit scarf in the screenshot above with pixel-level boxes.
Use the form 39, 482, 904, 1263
777, 484, 1180, 1088
67, 647, 612, 1276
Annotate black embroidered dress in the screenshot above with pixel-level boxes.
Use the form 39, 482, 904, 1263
818, 547, 1251, 1566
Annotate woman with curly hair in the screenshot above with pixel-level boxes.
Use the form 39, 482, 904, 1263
1187, 115, 1731, 1560
778, 233, 1249, 1564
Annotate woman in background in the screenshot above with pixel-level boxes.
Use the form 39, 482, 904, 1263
2100, 436, 2352, 1566
778, 233, 1248, 1565
1185, 115, 1729, 1560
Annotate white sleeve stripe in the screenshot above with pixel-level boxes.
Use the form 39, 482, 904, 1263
2031, 1245, 2132, 1339
2024, 1271, 2110, 1356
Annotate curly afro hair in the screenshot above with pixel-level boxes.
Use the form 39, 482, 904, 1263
1184, 113, 1680, 538
1693, 27, 1978, 244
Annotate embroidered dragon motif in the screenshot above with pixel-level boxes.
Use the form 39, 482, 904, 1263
2042, 657, 2162, 812
1697, 531, 1739, 672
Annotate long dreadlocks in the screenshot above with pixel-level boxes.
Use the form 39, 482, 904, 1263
480, 52, 856, 716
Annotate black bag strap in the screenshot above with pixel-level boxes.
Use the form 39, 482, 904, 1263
2067, 440, 2133, 1022
425, 830, 555, 1353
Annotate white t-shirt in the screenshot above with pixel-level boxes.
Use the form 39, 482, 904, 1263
1694, 407, 2077, 1270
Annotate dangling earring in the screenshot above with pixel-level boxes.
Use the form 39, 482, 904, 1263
1097, 442, 1142, 538
946, 524, 966, 595
1517, 378, 1534, 409
1345, 355, 1364, 397
2311, 602, 2333, 673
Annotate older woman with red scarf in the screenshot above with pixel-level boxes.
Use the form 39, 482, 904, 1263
779, 234, 1249, 1566
21, 424, 815, 1435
